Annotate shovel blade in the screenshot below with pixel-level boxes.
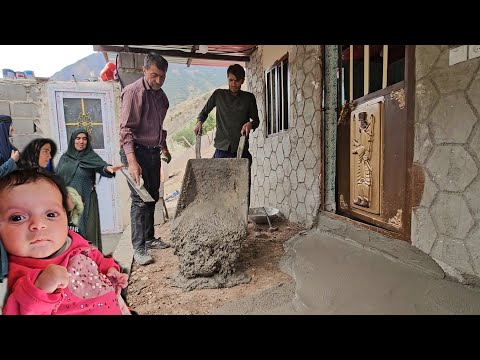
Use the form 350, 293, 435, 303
120, 168, 155, 203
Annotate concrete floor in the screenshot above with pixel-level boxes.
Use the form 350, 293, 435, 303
215, 215, 480, 315
102, 233, 122, 257
111, 210, 480, 315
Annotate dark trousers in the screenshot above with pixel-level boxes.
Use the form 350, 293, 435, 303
213, 148, 252, 208
120, 145, 161, 253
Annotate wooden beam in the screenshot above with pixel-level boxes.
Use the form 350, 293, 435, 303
349, 45, 353, 101
187, 45, 198, 67
382, 45, 388, 88
93, 45, 250, 62
364, 45, 369, 96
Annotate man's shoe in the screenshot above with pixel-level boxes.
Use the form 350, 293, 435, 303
146, 238, 171, 250
133, 251, 154, 266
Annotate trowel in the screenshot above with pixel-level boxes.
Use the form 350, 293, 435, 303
120, 168, 155, 202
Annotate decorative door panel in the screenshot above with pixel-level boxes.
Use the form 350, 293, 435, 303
350, 98, 383, 216
47, 83, 122, 234
336, 45, 413, 240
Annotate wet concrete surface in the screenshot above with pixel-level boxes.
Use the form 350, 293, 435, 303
169, 158, 250, 290
215, 229, 480, 314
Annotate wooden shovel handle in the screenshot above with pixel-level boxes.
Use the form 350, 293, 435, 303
237, 135, 246, 159
195, 134, 201, 159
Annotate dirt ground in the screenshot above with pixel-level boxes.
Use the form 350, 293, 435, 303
125, 219, 304, 315
124, 135, 305, 315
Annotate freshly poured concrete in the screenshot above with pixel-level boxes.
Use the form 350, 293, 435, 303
169, 158, 250, 290
216, 228, 480, 314
283, 230, 480, 314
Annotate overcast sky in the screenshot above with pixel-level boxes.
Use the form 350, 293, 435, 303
0, 45, 95, 78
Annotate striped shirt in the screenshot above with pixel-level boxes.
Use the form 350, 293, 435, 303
120, 76, 169, 154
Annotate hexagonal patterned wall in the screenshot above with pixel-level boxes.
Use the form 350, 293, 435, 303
247, 46, 322, 227
413, 45, 480, 282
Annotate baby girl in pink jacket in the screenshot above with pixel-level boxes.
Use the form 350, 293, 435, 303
0, 169, 129, 315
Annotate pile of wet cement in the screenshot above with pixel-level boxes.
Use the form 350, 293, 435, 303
168, 195, 249, 290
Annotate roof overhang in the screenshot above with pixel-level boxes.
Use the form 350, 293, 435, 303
93, 45, 257, 67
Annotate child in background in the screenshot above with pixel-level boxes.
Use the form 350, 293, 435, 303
0, 169, 130, 315
16, 138, 82, 235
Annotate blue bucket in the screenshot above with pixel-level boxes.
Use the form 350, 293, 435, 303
24, 70, 35, 79
2, 69, 15, 79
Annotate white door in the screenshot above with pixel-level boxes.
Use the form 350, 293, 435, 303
47, 83, 122, 234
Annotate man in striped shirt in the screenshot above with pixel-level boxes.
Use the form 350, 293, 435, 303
119, 52, 172, 266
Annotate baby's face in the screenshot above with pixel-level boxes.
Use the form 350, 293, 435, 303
0, 179, 68, 258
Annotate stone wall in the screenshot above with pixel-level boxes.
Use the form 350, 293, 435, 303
0, 78, 49, 150
247, 45, 323, 227
0, 78, 129, 233
413, 45, 480, 283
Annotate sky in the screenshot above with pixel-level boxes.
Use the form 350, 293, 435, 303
0, 45, 95, 78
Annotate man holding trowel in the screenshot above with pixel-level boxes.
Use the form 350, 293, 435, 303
120, 52, 172, 266
194, 64, 260, 206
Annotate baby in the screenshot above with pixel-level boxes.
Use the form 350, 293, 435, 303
0, 169, 129, 315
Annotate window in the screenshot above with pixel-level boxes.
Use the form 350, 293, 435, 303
265, 54, 289, 136
63, 97, 105, 149
340, 45, 405, 102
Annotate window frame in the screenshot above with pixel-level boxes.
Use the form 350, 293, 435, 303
264, 53, 289, 137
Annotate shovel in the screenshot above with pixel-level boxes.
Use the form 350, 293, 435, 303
263, 207, 278, 232
196, 134, 202, 159
120, 168, 155, 202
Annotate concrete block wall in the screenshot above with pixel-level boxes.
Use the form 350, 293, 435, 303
0, 78, 49, 150
413, 45, 480, 284
117, 52, 144, 87
0, 78, 130, 232
248, 45, 322, 227
110, 81, 131, 229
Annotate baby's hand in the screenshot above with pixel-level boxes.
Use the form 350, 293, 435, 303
34, 264, 69, 294
11, 150, 20, 162
106, 267, 129, 295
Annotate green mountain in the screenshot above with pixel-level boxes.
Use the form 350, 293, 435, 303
50, 52, 228, 107
163, 64, 226, 107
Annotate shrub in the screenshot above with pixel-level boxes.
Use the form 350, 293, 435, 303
172, 113, 216, 148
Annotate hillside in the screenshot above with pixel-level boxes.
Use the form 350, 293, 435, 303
50, 53, 228, 107
49, 53, 105, 82
163, 65, 226, 107
163, 85, 228, 152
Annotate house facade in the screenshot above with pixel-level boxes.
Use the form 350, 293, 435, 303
246, 45, 480, 284
1, 45, 479, 285
0, 78, 130, 231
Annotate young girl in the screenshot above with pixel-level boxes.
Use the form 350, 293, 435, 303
0, 169, 130, 315
17, 138, 84, 235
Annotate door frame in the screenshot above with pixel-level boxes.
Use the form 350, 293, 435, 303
47, 82, 123, 234
326, 45, 416, 242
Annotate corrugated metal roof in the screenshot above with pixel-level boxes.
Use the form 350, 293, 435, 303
93, 45, 257, 67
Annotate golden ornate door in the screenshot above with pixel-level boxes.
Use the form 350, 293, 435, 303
336, 45, 414, 240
